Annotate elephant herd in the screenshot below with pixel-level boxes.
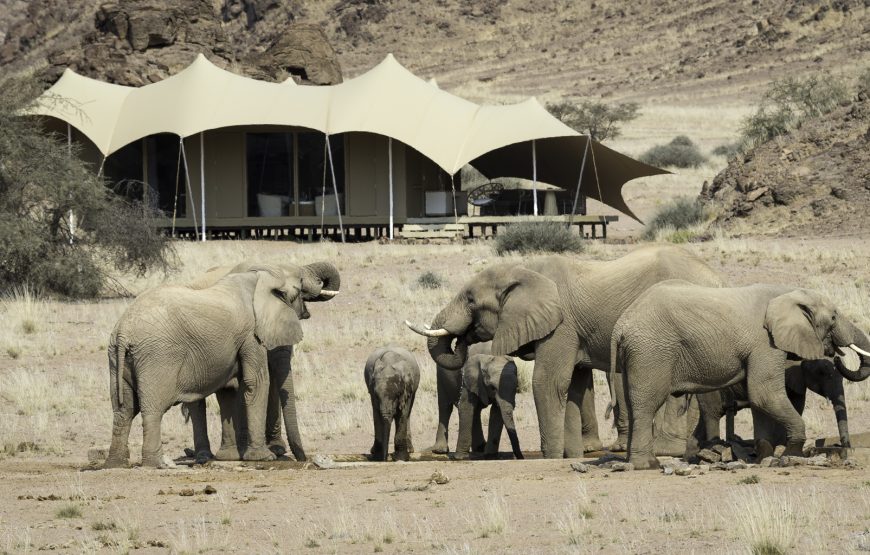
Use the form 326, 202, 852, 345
104, 244, 870, 470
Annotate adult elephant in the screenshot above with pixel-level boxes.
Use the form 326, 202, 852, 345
612, 282, 870, 469
184, 261, 339, 462
697, 358, 853, 450
407, 245, 723, 459
105, 265, 306, 468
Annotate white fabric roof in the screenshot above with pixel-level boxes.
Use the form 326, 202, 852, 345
31, 53, 578, 174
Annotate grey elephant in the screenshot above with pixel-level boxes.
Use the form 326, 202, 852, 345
105, 265, 306, 468
365, 346, 421, 462
429, 341, 493, 455
455, 354, 523, 460
407, 245, 722, 459
182, 261, 340, 463
612, 281, 870, 470
697, 358, 852, 450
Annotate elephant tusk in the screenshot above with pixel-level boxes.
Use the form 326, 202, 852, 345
319, 290, 339, 297
849, 343, 870, 358
404, 320, 451, 337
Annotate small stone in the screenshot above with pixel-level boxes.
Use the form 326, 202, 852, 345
697, 448, 721, 463
807, 455, 830, 467
611, 462, 634, 472
179, 488, 195, 497
720, 447, 734, 463
430, 470, 450, 484
773, 445, 786, 457
711, 444, 727, 455
662, 467, 674, 476
161, 455, 177, 469
312, 454, 335, 469
780, 456, 807, 467
203, 485, 217, 495
711, 462, 728, 471
675, 466, 693, 476
570, 462, 590, 473
725, 461, 747, 470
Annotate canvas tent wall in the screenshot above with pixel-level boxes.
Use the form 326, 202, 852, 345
29, 53, 666, 236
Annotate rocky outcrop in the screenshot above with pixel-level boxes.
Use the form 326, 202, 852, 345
1, 0, 341, 88
699, 93, 870, 236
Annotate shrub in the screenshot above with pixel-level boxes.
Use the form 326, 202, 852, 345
56, 504, 82, 519
858, 66, 870, 95
495, 221, 584, 256
546, 100, 640, 141
712, 142, 741, 158
0, 76, 173, 298
416, 271, 443, 289
643, 197, 707, 240
639, 136, 707, 168
740, 73, 850, 147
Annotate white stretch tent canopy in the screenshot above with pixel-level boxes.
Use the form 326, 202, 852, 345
30, 53, 666, 220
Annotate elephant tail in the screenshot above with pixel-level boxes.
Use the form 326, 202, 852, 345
110, 335, 129, 410
605, 327, 622, 420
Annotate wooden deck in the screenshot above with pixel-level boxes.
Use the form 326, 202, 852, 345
167, 214, 617, 241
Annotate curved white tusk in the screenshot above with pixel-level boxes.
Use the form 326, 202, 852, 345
849, 344, 870, 358
319, 290, 339, 297
404, 320, 451, 337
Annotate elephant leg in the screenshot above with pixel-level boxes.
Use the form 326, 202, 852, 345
750, 408, 777, 459
104, 382, 137, 469
484, 405, 504, 459
472, 406, 486, 453
140, 411, 167, 468
454, 389, 477, 460
747, 358, 805, 457
187, 399, 214, 463
406, 392, 416, 454
827, 381, 850, 448
239, 347, 275, 462
269, 347, 304, 461
625, 366, 668, 470
429, 366, 459, 454
369, 395, 384, 460
578, 367, 602, 452
653, 396, 690, 457
532, 329, 580, 459
266, 377, 286, 457
214, 387, 242, 461
607, 370, 629, 451
725, 410, 735, 442
394, 400, 413, 462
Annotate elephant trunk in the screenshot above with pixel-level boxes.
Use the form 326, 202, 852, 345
268, 347, 307, 461
455, 390, 476, 457
303, 262, 341, 301
834, 322, 870, 382
379, 415, 392, 462
425, 301, 472, 370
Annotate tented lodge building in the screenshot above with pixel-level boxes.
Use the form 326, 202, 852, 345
32, 54, 666, 240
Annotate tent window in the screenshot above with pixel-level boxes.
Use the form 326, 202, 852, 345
297, 133, 344, 216
104, 139, 144, 201
247, 132, 294, 217
145, 134, 184, 216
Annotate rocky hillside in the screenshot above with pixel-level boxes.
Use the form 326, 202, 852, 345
699, 91, 870, 237
1, 0, 867, 102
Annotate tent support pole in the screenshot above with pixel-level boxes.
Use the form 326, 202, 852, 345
450, 173, 458, 224
180, 136, 200, 240
320, 138, 327, 238
171, 139, 183, 237
388, 137, 393, 240
97, 156, 106, 178
532, 139, 538, 216
325, 134, 345, 243
67, 123, 75, 244
568, 137, 590, 230
200, 131, 206, 242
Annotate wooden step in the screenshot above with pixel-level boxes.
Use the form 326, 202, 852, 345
399, 223, 467, 239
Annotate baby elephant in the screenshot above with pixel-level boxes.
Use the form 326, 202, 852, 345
365, 346, 420, 462
455, 354, 523, 460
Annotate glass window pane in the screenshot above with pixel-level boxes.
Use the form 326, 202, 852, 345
104, 139, 144, 201
298, 132, 344, 216
246, 132, 293, 217
145, 134, 184, 217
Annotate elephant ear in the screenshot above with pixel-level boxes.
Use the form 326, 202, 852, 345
252, 266, 304, 350
491, 267, 562, 357
764, 289, 825, 360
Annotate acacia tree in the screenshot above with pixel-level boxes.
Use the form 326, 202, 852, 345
0, 77, 173, 298
546, 100, 640, 141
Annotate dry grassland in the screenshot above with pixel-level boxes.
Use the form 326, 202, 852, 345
2, 105, 870, 553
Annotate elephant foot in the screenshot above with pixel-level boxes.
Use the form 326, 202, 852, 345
242, 446, 277, 462
424, 443, 450, 455
141, 452, 165, 468
629, 454, 661, 470
606, 438, 628, 453
267, 441, 287, 458
451, 450, 470, 461
102, 457, 129, 469
755, 439, 774, 461
472, 443, 487, 454
393, 450, 410, 462
289, 446, 307, 462
214, 444, 242, 461
782, 441, 805, 457
582, 439, 604, 453
654, 436, 687, 457
194, 450, 215, 465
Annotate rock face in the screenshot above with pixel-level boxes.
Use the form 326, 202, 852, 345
1, 0, 341, 88
699, 93, 870, 236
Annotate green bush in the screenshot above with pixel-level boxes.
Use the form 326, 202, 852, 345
495, 221, 584, 256
711, 142, 741, 158
0, 76, 173, 298
416, 271, 443, 289
639, 136, 707, 168
546, 100, 640, 141
740, 73, 850, 147
643, 197, 707, 240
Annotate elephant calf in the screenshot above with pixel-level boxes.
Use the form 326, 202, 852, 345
698, 358, 852, 451
365, 346, 420, 462
455, 354, 523, 460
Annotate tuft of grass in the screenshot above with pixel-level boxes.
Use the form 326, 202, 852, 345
91, 520, 117, 531
475, 492, 509, 538
643, 197, 708, 240
495, 221, 584, 256
56, 504, 82, 519
731, 487, 798, 555
712, 142, 741, 158
416, 271, 443, 289
639, 135, 707, 168
739, 474, 761, 485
